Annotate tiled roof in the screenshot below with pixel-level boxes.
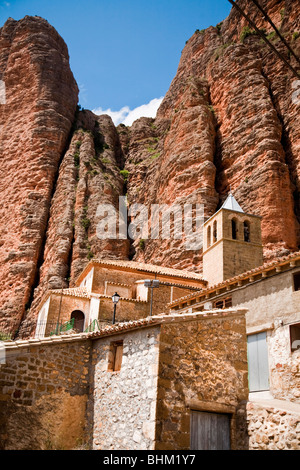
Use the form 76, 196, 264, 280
76, 258, 206, 284
87, 317, 159, 338
4, 309, 247, 349
169, 251, 300, 308
50, 287, 91, 299
50, 288, 148, 303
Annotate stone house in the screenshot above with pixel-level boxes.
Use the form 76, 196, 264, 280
35, 259, 207, 338
0, 309, 249, 450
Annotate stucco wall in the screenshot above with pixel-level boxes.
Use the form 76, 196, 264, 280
232, 268, 300, 331
46, 294, 90, 335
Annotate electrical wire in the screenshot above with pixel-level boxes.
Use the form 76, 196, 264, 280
227, 0, 300, 79
249, 0, 300, 66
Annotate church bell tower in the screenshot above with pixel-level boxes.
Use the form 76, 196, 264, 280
202, 193, 263, 286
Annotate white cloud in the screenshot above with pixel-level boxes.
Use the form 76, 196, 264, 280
93, 97, 164, 127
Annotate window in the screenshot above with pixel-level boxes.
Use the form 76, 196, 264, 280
107, 341, 123, 372
213, 221, 217, 243
293, 272, 300, 291
290, 324, 300, 352
231, 219, 237, 240
244, 221, 250, 242
207, 226, 211, 248
214, 298, 232, 309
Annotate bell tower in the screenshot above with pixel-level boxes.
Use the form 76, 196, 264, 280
202, 193, 263, 286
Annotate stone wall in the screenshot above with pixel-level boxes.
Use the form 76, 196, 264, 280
155, 311, 249, 450
97, 297, 149, 324
203, 208, 263, 286
89, 326, 161, 450
247, 401, 300, 450
0, 336, 91, 450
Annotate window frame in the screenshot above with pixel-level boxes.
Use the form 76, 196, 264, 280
107, 340, 124, 372
293, 272, 300, 292
290, 323, 300, 352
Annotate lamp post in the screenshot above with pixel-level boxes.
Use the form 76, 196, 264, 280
112, 292, 120, 325
144, 279, 160, 317
56, 277, 68, 335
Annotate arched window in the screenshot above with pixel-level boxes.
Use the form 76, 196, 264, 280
207, 226, 211, 248
231, 219, 237, 240
71, 310, 85, 333
244, 221, 250, 242
213, 221, 217, 243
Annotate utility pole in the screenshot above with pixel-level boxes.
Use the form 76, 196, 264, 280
144, 279, 160, 317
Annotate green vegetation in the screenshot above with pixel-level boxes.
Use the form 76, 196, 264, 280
87, 250, 94, 261
240, 26, 257, 43
81, 206, 91, 231
120, 169, 129, 182
266, 31, 277, 41
280, 8, 286, 22
207, 105, 216, 116
139, 239, 146, 251
216, 22, 223, 35
81, 217, 91, 230
0, 330, 12, 341
74, 152, 80, 168
292, 31, 300, 41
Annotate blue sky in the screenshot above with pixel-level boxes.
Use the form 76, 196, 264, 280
0, 1, 232, 124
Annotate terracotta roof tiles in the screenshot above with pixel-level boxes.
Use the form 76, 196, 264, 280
169, 251, 300, 308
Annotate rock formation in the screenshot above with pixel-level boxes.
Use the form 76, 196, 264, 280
0, 0, 299, 337
0, 17, 78, 335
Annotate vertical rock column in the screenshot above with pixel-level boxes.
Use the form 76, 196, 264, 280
0, 17, 78, 335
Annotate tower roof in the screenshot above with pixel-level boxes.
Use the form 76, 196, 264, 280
221, 193, 244, 213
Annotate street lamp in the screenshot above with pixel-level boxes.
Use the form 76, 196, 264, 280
56, 277, 68, 335
144, 279, 160, 317
112, 292, 120, 325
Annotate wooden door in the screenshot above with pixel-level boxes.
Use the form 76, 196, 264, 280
247, 332, 269, 392
190, 411, 231, 450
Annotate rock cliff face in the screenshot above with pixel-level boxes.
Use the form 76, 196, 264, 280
0, 0, 300, 336
0, 17, 78, 335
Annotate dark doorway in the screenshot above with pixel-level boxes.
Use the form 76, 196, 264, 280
70, 310, 85, 332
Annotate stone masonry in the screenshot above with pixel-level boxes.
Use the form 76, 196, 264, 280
0, 336, 91, 450
0, 309, 250, 450
89, 326, 161, 450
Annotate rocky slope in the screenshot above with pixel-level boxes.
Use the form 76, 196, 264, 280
0, 0, 300, 337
